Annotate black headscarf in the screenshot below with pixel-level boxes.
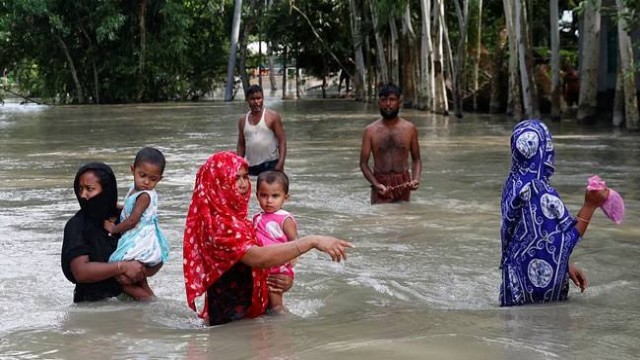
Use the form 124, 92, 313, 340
73, 162, 119, 220
61, 162, 122, 302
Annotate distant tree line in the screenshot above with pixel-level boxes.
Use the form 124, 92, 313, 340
1, 0, 639, 129
0, 0, 232, 103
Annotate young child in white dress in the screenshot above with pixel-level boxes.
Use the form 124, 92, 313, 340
104, 147, 169, 300
253, 170, 298, 313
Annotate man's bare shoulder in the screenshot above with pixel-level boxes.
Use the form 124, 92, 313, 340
264, 107, 281, 116
365, 118, 384, 130
265, 108, 282, 126
398, 117, 417, 128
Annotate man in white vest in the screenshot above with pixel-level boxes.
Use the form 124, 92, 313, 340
237, 85, 287, 176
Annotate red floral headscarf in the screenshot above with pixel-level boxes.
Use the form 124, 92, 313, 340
183, 151, 268, 320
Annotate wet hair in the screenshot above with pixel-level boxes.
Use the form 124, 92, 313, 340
256, 170, 289, 194
378, 83, 402, 98
133, 147, 166, 174
245, 84, 263, 98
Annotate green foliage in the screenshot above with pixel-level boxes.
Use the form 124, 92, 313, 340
0, 0, 594, 104
264, 0, 352, 79
615, 0, 640, 32
375, 0, 408, 26
0, 0, 233, 103
560, 49, 579, 68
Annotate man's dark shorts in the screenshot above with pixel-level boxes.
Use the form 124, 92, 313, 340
248, 159, 278, 176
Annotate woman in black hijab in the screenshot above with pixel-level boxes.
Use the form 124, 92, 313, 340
61, 162, 156, 302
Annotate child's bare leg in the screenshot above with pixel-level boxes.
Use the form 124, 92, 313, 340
268, 292, 286, 314
121, 284, 153, 300
139, 277, 155, 297
121, 278, 154, 301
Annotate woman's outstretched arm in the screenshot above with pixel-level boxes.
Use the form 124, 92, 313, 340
241, 235, 353, 269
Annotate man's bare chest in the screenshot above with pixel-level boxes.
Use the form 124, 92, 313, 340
375, 131, 409, 153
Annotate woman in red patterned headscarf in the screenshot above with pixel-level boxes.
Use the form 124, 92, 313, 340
183, 151, 352, 325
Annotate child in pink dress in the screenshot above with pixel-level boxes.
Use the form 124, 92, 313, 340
253, 170, 298, 313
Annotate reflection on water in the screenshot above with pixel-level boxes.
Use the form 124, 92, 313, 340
1, 101, 639, 359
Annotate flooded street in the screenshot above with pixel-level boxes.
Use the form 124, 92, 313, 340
0, 99, 639, 359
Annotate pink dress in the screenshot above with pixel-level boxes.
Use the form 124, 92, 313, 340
253, 210, 296, 278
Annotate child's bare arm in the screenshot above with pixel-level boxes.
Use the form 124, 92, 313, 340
283, 218, 298, 242
105, 193, 151, 234
283, 217, 299, 266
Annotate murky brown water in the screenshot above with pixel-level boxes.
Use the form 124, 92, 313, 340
0, 100, 638, 359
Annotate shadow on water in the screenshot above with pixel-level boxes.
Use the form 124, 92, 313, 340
0, 101, 639, 359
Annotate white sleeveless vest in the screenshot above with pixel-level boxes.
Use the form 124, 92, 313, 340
243, 108, 279, 166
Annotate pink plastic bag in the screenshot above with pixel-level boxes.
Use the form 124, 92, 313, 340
587, 175, 625, 225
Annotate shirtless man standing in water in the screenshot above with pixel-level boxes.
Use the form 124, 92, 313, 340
359, 83, 422, 204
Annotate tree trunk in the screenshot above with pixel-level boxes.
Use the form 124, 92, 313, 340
473, 0, 483, 111
268, 45, 277, 92
550, 0, 561, 121
389, 17, 400, 85
349, 0, 368, 101
54, 34, 84, 104
419, 0, 434, 110
296, 64, 301, 99
452, 0, 470, 118
522, 1, 539, 118
79, 27, 100, 104
366, 34, 375, 102
577, 0, 601, 124
239, 0, 260, 96
503, 0, 522, 119
515, 0, 536, 119
489, 28, 506, 113
613, 67, 624, 127
266, 0, 277, 92
137, 0, 147, 102
369, 0, 389, 84
282, 46, 287, 99
433, 0, 448, 115
258, 36, 263, 89
92, 60, 99, 104
238, 25, 250, 93
402, 4, 418, 107
225, 0, 243, 101
322, 73, 327, 99
615, 0, 639, 130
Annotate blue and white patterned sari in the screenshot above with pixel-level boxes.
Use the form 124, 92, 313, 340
500, 120, 580, 306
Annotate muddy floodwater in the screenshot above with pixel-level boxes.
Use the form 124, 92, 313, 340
1, 100, 638, 359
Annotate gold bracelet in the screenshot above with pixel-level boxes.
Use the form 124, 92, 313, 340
117, 261, 122, 274
294, 240, 302, 255
576, 215, 591, 223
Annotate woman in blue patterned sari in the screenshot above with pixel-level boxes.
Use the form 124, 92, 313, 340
500, 119, 608, 306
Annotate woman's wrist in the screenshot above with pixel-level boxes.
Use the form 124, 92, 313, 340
116, 261, 123, 275
577, 205, 597, 221
580, 204, 598, 213
298, 236, 315, 252
576, 215, 591, 224
293, 240, 302, 255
